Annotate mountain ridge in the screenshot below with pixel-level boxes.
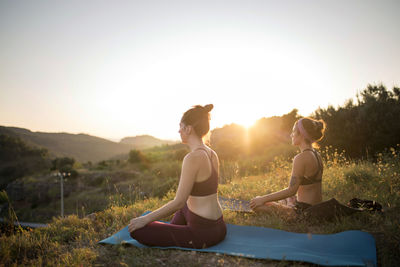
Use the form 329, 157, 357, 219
0, 126, 176, 163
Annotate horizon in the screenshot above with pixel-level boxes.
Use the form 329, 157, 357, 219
1, 0, 399, 140
0, 108, 293, 143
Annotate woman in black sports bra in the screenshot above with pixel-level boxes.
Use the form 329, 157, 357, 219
250, 117, 326, 217
128, 104, 226, 248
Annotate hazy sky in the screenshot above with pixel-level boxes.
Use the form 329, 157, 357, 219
1, 0, 399, 141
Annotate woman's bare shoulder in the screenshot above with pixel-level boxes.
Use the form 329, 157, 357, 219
183, 149, 209, 164
209, 148, 219, 159
184, 150, 201, 159
293, 152, 306, 163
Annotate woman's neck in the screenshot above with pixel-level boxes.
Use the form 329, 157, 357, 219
299, 142, 313, 152
187, 136, 205, 151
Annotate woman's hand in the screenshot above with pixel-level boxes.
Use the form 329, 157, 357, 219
128, 216, 149, 233
250, 196, 266, 209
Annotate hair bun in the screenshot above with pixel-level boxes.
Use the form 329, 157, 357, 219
315, 120, 324, 131
204, 104, 214, 112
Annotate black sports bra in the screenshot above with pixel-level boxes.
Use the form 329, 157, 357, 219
190, 148, 218, 196
299, 149, 323, 185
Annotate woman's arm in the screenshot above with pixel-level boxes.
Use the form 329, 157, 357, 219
128, 152, 200, 232
250, 155, 304, 209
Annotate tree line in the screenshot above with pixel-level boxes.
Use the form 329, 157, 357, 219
210, 84, 400, 160
314, 84, 400, 158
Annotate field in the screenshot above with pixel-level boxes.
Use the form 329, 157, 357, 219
1, 145, 400, 266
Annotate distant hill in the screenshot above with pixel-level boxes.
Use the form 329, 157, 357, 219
120, 135, 176, 149
0, 126, 176, 163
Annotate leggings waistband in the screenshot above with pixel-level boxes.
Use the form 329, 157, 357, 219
182, 204, 224, 227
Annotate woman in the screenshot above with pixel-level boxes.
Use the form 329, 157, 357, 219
128, 104, 226, 248
250, 117, 326, 217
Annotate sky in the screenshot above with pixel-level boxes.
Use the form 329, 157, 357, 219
1, 0, 399, 141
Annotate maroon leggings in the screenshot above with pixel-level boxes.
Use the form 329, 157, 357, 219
130, 204, 226, 249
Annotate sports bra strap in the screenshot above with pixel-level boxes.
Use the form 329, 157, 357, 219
195, 147, 213, 162
302, 149, 323, 169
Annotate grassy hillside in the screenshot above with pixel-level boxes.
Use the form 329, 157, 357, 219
0, 126, 174, 163
1, 146, 399, 266
3, 143, 188, 223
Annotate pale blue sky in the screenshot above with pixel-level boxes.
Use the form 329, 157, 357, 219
1, 0, 399, 141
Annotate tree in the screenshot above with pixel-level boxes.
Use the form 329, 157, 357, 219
314, 84, 400, 158
128, 149, 145, 164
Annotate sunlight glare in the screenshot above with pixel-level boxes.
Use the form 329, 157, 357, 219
80, 30, 328, 140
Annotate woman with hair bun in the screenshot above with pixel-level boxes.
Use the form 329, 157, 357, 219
250, 117, 326, 217
129, 104, 226, 248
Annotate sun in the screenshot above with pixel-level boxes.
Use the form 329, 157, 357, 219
237, 118, 256, 129
212, 108, 257, 130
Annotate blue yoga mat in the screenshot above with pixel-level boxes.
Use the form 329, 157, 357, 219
99, 218, 376, 266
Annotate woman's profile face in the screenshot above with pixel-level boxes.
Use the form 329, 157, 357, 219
291, 124, 301, 146
179, 122, 188, 144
